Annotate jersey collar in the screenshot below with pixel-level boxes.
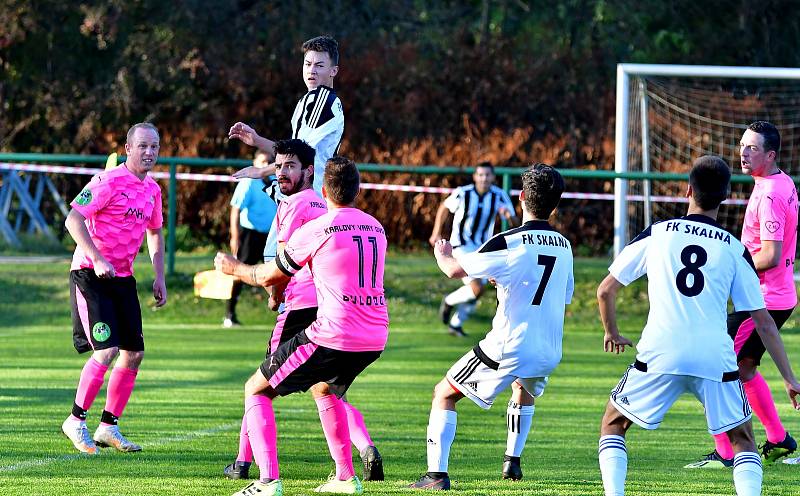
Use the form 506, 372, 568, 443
681, 213, 722, 229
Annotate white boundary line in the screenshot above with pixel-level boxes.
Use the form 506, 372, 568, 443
0, 422, 238, 472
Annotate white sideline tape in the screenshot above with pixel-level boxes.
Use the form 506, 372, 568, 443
0, 422, 238, 472
0, 162, 747, 204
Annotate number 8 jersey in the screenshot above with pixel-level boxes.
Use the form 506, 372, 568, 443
610, 214, 765, 381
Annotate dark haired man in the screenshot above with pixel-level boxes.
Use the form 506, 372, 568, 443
411, 164, 573, 490
597, 155, 800, 496
216, 157, 388, 496
687, 122, 800, 469
429, 162, 518, 337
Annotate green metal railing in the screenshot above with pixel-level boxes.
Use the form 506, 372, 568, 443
0, 153, 762, 275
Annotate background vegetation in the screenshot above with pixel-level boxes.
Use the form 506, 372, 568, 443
3, 1, 799, 250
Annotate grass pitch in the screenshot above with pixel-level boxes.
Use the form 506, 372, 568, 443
1, 253, 800, 495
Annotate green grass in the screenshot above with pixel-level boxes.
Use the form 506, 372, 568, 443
1, 253, 800, 495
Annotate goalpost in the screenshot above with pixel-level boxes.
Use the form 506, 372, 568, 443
614, 64, 800, 256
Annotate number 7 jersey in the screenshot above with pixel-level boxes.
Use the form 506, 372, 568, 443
610, 214, 765, 381
458, 220, 575, 378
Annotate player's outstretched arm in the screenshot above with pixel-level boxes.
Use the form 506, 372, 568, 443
597, 274, 633, 354
65, 209, 115, 278
146, 228, 167, 307
232, 162, 277, 180
433, 239, 467, 278
751, 308, 800, 410
429, 203, 452, 246
214, 252, 290, 288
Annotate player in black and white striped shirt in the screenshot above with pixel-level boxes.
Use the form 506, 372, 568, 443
429, 163, 518, 336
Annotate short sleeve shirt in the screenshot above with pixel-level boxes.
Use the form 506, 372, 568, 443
290, 85, 344, 194
741, 171, 799, 309
70, 165, 163, 277
275, 188, 328, 311
610, 214, 765, 381
458, 221, 574, 377
230, 178, 277, 233
444, 184, 515, 252
276, 208, 389, 352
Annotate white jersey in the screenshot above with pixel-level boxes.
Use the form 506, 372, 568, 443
445, 184, 514, 252
290, 85, 344, 193
610, 214, 765, 381
459, 220, 574, 377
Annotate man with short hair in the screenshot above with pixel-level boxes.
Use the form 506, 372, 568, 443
429, 162, 518, 337
216, 156, 388, 496
221, 142, 384, 483
61, 122, 167, 455
686, 121, 800, 469
228, 34, 343, 195
410, 163, 573, 490
597, 155, 800, 496
224, 149, 277, 328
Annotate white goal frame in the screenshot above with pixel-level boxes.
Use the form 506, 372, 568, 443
614, 63, 800, 256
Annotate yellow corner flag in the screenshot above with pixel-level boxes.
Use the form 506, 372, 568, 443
105, 152, 118, 170
193, 269, 236, 300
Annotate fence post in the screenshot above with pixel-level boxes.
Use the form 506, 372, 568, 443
501, 172, 511, 230
167, 163, 177, 276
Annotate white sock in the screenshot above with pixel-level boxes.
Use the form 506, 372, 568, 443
444, 285, 476, 307
598, 435, 627, 496
426, 408, 457, 473
732, 452, 762, 496
505, 402, 534, 457
450, 301, 476, 327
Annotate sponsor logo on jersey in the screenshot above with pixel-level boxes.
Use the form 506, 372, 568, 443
465, 381, 478, 391
92, 322, 111, 342
75, 189, 93, 206
618, 396, 630, 406
765, 221, 781, 233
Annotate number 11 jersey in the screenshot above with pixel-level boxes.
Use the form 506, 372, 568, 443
610, 214, 765, 381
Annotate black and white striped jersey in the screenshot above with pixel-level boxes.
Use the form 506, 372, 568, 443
290, 85, 344, 193
444, 184, 515, 251
609, 214, 765, 381
459, 220, 574, 377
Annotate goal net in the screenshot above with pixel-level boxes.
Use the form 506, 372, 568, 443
614, 64, 800, 255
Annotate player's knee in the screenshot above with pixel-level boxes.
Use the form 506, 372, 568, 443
92, 347, 119, 365
310, 383, 332, 397
432, 379, 457, 401
600, 402, 630, 435
738, 359, 758, 381
727, 422, 756, 452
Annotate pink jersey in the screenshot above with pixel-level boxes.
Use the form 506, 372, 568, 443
742, 171, 798, 309
276, 188, 328, 310
70, 165, 163, 277
276, 207, 389, 352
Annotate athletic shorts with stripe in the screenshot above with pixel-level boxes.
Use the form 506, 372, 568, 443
446, 345, 548, 410
260, 329, 381, 398
267, 306, 317, 355
728, 308, 794, 366
69, 268, 143, 353
609, 361, 751, 435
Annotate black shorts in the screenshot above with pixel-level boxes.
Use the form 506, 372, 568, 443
260, 330, 381, 398
266, 306, 318, 356
237, 227, 269, 265
728, 308, 794, 365
69, 269, 143, 353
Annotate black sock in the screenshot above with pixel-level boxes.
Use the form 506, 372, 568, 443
100, 410, 119, 425
71, 403, 88, 421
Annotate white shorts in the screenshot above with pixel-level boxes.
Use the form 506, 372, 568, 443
446, 346, 548, 410
610, 363, 751, 435
453, 247, 487, 286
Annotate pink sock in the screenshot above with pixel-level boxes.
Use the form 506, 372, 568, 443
102, 367, 138, 424
237, 415, 253, 463
343, 401, 373, 452
316, 394, 355, 480
245, 395, 279, 481
744, 372, 786, 443
73, 357, 109, 417
713, 432, 734, 460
